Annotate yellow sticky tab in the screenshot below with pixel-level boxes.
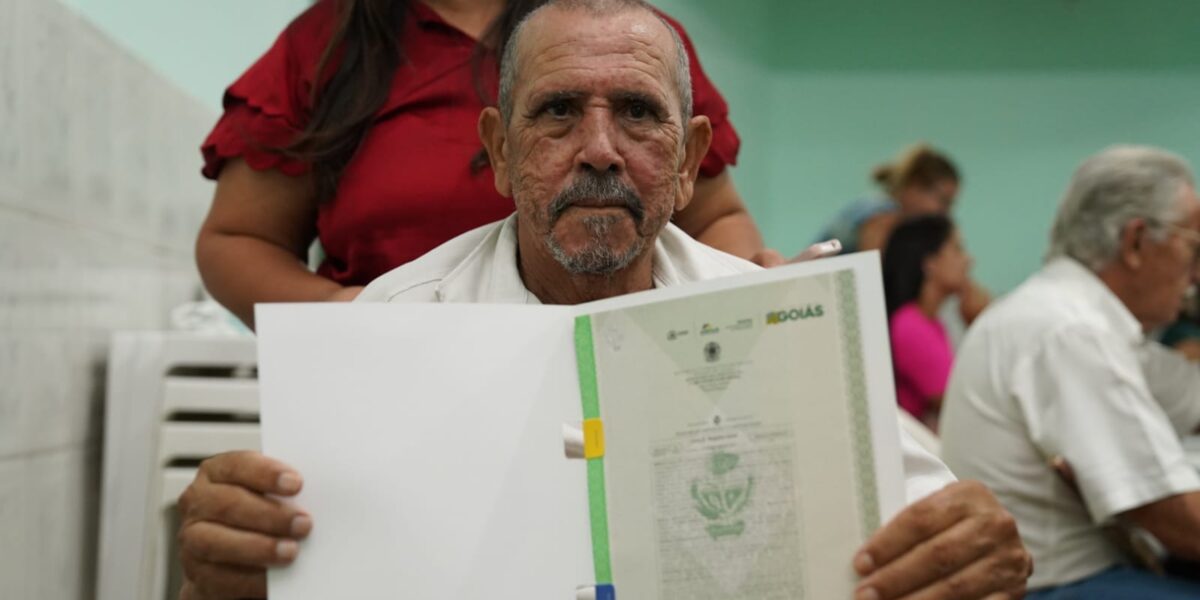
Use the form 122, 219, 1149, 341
583, 418, 605, 459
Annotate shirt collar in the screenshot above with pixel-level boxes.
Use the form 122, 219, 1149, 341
434, 214, 692, 305
436, 215, 534, 304
1042, 257, 1144, 344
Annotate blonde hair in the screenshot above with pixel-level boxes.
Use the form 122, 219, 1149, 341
872, 143, 960, 195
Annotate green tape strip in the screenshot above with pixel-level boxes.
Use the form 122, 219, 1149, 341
574, 315, 613, 584
576, 316, 601, 420
587, 459, 612, 583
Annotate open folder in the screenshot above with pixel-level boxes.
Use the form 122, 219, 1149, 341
256, 252, 904, 599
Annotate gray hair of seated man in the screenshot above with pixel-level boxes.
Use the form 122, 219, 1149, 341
1047, 145, 1195, 270
497, 0, 693, 129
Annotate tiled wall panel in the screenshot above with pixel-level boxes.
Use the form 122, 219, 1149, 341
0, 0, 216, 596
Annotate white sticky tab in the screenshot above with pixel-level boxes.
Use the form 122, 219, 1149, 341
575, 585, 597, 600
563, 423, 585, 459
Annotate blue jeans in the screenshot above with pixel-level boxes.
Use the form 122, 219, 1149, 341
1028, 566, 1200, 599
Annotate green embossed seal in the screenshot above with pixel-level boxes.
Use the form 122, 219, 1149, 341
690, 451, 756, 540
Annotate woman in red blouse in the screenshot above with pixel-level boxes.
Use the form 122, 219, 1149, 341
197, 0, 777, 327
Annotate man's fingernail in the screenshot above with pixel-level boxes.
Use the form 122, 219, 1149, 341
290, 515, 313, 538
276, 539, 299, 561
853, 552, 875, 575
855, 587, 880, 600
277, 472, 302, 494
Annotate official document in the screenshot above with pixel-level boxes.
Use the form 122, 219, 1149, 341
257, 252, 904, 599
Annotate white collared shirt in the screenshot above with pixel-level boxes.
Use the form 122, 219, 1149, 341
941, 257, 1200, 589
360, 215, 957, 504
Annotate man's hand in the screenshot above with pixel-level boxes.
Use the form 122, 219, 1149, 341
177, 451, 312, 599
853, 480, 1031, 599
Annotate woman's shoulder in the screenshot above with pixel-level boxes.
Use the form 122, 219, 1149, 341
646, 7, 685, 33
286, 0, 338, 37
272, 0, 339, 67
819, 198, 894, 237
860, 208, 901, 233
890, 304, 941, 334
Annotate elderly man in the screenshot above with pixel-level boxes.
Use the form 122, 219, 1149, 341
941, 145, 1200, 597
177, 1, 1030, 599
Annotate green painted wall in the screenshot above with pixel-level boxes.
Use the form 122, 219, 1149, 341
659, 0, 1200, 293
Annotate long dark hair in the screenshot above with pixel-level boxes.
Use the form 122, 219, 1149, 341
882, 215, 955, 317
284, 0, 547, 203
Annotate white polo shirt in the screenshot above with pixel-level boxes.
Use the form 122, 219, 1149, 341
941, 257, 1200, 589
360, 215, 957, 505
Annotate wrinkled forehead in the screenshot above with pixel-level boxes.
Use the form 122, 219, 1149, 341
515, 9, 679, 106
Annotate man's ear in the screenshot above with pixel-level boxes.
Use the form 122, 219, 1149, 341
1118, 218, 1147, 270
675, 115, 713, 213
478, 107, 512, 198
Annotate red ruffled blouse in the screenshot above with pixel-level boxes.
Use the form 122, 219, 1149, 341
201, 0, 741, 286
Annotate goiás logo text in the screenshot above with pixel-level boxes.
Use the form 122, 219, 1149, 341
765, 304, 824, 325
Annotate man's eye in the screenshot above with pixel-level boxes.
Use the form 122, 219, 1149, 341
545, 100, 571, 118
627, 102, 650, 120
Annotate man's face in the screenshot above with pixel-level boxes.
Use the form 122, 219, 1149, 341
480, 8, 710, 275
1129, 184, 1200, 328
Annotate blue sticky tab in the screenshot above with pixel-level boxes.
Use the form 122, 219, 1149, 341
596, 584, 615, 600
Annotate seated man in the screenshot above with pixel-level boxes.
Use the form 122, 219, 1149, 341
941, 145, 1200, 597
176, 2, 1030, 599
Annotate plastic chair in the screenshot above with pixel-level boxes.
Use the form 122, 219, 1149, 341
96, 333, 259, 600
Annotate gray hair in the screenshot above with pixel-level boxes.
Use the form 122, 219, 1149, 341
498, 0, 693, 128
1047, 145, 1194, 270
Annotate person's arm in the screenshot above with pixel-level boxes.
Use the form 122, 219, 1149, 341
853, 480, 1031, 599
196, 159, 361, 329
673, 171, 783, 267
1122, 492, 1200, 561
857, 211, 901, 252
178, 451, 310, 600
954, 280, 991, 325
652, 13, 780, 268
1023, 326, 1200, 542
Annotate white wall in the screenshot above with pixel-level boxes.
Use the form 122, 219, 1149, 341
0, 0, 217, 596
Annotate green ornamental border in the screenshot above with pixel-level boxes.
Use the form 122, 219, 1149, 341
835, 270, 882, 536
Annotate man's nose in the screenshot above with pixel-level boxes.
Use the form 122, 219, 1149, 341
575, 110, 625, 174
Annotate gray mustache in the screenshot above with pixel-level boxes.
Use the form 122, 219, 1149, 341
547, 173, 645, 224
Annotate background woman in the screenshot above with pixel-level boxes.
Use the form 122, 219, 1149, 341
816, 143, 960, 253
817, 143, 989, 323
882, 214, 974, 430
